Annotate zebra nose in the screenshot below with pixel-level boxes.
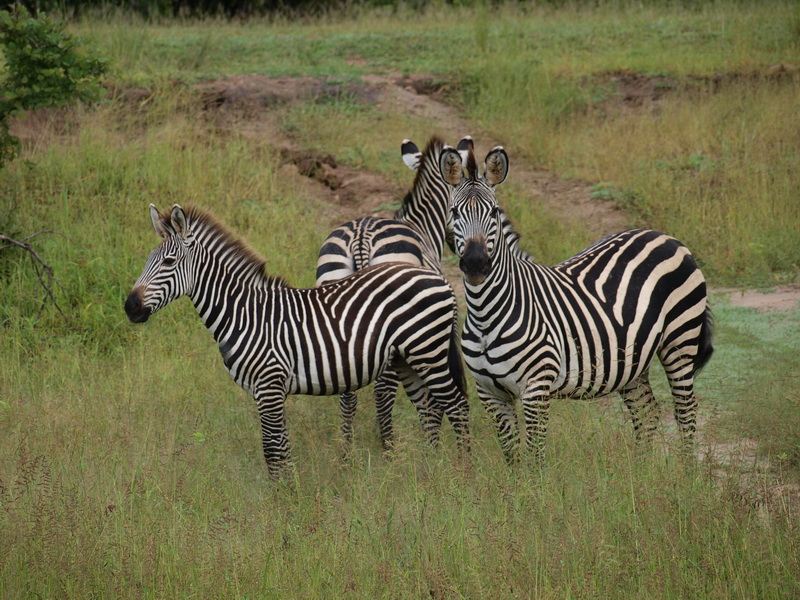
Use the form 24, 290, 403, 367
124, 288, 150, 323
460, 239, 491, 285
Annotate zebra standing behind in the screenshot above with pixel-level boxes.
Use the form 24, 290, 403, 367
315, 135, 459, 450
438, 145, 713, 465
124, 204, 470, 479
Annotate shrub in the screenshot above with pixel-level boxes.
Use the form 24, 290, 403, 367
0, 4, 107, 169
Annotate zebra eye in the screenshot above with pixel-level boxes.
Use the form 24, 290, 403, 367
450, 206, 459, 219
490, 205, 499, 218
163, 256, 177, 266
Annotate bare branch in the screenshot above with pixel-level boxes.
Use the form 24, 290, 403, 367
0, 232, 69, 323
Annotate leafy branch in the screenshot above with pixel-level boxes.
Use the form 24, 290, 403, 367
0, 232, 70, 323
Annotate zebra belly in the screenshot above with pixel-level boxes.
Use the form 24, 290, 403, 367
289, 351, 391, 396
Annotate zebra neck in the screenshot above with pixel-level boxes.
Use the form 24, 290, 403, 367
188, 251, 281, 339
396, 189, 449, 262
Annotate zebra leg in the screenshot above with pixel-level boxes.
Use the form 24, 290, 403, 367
392, 361, 443, 448
660, 348, 701, 451
398, 361, 470, 454
339, 391, 358, 450
254, 387, 292, 480
619, 372, 660, 443
373, 369, 400, 451
478, 385, 520, 465
521, 384, 552, 466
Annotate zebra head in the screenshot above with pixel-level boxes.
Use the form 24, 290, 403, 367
439, 144, 509, 286
125, 204, 196, 323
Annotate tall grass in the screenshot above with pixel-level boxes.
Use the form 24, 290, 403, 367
2, 3, 800, 597
64, 1, 798, 281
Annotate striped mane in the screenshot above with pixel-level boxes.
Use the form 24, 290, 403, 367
397, 134, 446, 218
465, 146, 479, 181
157, 205, 288, 288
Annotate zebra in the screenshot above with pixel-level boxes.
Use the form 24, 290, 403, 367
437, 144, 714, 465
124, 204, 470, 479
315, 135, 459, 450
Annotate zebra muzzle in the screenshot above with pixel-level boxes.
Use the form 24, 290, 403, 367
459, 239, 491, 286
124, 288, 152, 323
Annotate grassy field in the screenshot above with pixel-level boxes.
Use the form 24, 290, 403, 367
2, 2, 800, 598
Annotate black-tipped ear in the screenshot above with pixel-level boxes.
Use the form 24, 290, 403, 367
439, 147, 463, 186
484, 146, 509, 187
456, 136, 474, 167
401, 139, 421, 171
170, 204, 189, 240
150, 204, 170, 238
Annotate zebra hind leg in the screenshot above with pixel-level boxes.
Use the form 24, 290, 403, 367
392, 361, 444, 448
373, 369, 400, 452
619, 373, 660, 444
660, 346, 705, 454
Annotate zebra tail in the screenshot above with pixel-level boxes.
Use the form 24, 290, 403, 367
448, 317, 467, 397
694, 306, 715, 375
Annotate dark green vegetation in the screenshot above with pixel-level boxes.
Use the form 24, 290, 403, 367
1, 2, 799, 597
0, 6, 106, 167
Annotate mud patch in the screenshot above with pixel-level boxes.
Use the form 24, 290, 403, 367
718, 285, 800, 313
196, 74, 380, 116
280, 149, 341, 190
597, 64, 800, 114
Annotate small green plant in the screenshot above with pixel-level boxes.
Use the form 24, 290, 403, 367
0, 5, 107, 169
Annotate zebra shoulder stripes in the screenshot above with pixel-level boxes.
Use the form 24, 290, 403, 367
315, 135, 456, 450
125, 204, 470, 479
438, 145, 713, 465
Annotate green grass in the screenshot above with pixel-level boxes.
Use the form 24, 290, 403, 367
2, 2, 800, 597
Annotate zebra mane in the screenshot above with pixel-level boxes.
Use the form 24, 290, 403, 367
158, 205, 289, 288
465, 147, 479, 180
397, 134, 446, 217
497, 207, 535, 262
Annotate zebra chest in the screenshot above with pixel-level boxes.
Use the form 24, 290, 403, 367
462, 324, 556, 400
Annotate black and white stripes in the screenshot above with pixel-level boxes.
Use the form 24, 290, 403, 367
315, 135, 456, 449
439, 145, 713, 464
125, 204, 469, 478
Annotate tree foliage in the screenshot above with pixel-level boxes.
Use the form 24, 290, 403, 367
0, 4, 107, 168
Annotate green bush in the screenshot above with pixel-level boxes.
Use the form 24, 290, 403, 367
0, 5, 107, 168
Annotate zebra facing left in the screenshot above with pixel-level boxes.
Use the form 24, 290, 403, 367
124, 204, 470, 479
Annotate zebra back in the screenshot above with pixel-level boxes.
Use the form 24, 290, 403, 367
315, 135, 452, 285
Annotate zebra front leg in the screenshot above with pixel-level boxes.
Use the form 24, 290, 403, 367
373, 369, 400, 451
339, 391, 358, 450
619, 373, 660, 443
479, 385, 520, 465
253, 387, 292, 480
521, 385, 552, 467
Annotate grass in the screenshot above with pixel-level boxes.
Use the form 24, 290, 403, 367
63, 0, 799, 282
1, 1, 800, 597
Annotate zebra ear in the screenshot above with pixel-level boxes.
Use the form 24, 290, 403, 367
456, 136, 474, 167
150, 204, 171, 239
484, 146, 509, 187
439, 147, 463, 186
401, 139, 422, 171
170, 204, 190, 240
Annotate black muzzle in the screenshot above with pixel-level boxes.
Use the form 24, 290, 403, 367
125, 289, 151, 323
459, 239, 491, 286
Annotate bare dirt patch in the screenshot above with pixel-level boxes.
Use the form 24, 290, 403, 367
718, 285, 800, 313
